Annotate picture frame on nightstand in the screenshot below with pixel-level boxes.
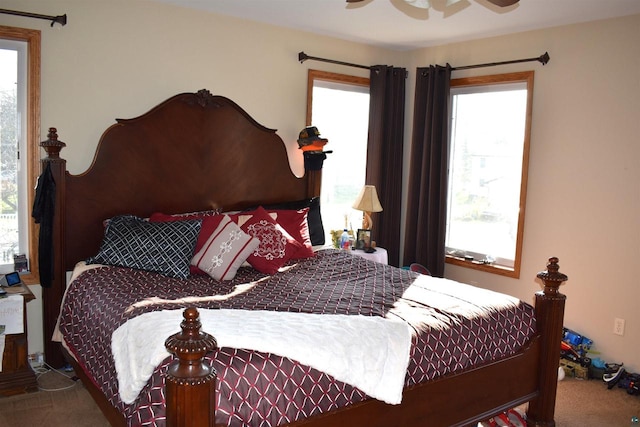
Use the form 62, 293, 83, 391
355, 229, 371, 250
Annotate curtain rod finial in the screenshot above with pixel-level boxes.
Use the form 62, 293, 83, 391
52, 14, 67, 27
298, 51, 309, 63
539, 52, 550, 65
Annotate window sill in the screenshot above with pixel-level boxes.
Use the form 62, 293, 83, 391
18, 271, 39, 286
445, 255, 519, 279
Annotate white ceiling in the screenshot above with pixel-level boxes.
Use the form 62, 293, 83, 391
153, 0, 640, 50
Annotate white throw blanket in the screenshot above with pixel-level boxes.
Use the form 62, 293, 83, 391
112, 309, 412, 405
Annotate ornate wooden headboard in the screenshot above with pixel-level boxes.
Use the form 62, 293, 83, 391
40, 90, 322, 366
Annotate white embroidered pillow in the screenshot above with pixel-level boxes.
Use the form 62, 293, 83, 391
191, 215, 259, 281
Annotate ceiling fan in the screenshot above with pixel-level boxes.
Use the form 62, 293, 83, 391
346, 0, 519, 8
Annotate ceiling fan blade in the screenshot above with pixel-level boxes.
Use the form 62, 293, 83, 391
346, 0, 518, 7
486, 0, 519, 6
404, 0, 431, 8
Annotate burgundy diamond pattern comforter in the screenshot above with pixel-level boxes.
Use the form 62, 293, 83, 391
58, 249, 536, 427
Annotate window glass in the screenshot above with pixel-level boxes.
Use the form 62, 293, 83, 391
0, 41, 26, 272
307, 71, 370, 246
445, 72, 533, 277
0, 26, 40, 283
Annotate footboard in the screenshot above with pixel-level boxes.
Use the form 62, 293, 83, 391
163, 258, 568, 427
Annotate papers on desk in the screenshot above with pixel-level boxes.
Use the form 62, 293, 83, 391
0, 294, 24, 334
0, 294, 24, 373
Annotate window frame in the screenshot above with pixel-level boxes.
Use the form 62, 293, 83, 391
0, 25, 41, 285
445, 71, 534, 279
306, 70, 369, 124
306, 69, 370, 244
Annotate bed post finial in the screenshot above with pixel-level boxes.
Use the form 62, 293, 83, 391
165, 307, 218, 427
40, 127, 66, 159
537, 256, 568, 295
527, 257, 568, 427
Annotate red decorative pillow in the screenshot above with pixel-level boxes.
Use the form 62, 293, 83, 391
149, 211, 225, 275
230, 206, 299, 275
267, 208, 314, 259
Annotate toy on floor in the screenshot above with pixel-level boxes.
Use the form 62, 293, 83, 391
561, 327, 592, 366
478, 408, 526, 427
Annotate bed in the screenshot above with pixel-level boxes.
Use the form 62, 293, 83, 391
39, 89, 568, 427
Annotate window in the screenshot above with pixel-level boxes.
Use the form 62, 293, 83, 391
445, 72, 533, 278
0, 26, 41, 283
306, 70, 370, 245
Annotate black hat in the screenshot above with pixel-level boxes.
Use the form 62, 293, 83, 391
297, 126, 328, 147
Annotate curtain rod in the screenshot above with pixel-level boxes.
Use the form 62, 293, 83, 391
298, 51, 550, 72
298, 52, 370, 70
0, 8, 67, 26
451, 52, 550, 71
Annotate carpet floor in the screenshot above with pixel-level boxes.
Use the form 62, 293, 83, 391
553, 376, 639, 426
0, 369, 638, 426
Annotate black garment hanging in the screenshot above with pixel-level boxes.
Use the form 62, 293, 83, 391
32, 163, 55, 288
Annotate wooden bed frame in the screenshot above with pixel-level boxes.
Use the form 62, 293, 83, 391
39, 89, 568, 427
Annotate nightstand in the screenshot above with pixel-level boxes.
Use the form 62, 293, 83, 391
351, 247, 388, 265
0, 282, 38, 396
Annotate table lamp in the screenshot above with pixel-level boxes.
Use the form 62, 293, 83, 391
352, 185, 383, 230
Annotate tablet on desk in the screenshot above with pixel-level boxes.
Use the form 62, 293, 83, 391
0, 272, 23, 287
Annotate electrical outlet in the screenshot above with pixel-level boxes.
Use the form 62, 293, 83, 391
28, 352, 44, 368
613, 318, 625, 336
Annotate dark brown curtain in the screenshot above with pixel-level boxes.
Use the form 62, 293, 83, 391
366, 65, 406, 266
403, 64, 451, 277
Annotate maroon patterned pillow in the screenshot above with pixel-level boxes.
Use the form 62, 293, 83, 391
268, 207, 314, 259
231, 206, 299, 275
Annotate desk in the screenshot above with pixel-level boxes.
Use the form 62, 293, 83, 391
0, 283, 37, 396
351, 247, 388, 265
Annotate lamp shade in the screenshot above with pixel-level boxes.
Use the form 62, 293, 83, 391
352, 185, 383, 213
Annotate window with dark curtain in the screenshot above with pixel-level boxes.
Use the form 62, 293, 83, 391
403, 65, 451, 277
365, 66, 406, 266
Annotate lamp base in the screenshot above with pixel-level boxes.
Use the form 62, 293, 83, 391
362, 212, 372, 230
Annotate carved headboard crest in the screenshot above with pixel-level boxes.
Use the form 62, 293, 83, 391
188, 89, 222, 108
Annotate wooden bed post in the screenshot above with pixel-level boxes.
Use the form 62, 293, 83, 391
165, 307, 218, 427
39, 128, 68, 368
526, 257, 568, 427
303, 151, 326, 198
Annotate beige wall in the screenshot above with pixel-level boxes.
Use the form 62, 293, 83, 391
407, 15, 640, 371
1, 1, 638, 372
1, 0, 400, 361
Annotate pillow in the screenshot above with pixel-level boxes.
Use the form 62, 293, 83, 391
149, 212, 225, 275
231, 206, 299, 275
266, 208, 314, 259
191, 215, 260, 281
260, 197, 325, 246
86, 215, 201, 279
234, 208, 312, 259
235, 211, 277, 227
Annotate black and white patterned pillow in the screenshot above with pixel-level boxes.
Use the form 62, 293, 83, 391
87, 215, 201, 279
